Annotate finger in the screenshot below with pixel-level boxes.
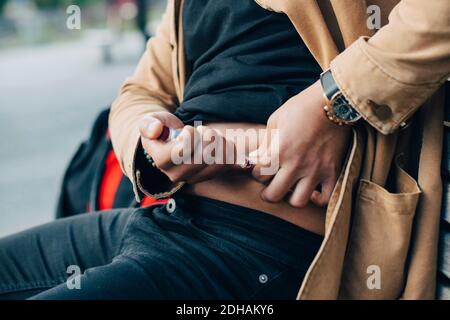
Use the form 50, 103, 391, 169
197, 125, 222, 164
251, 165, 274, 185
162, 162, 205, 183
139, 117, 164, 140
154, 125, 203, 169
186, 126, 252, 183
139, 112, 184, 140
310, 178, 336, 207
142, 124, 198, 170
185, 164, 228, 184
248, 127, 270, 165
288, 177, 318, 208
143, 131, 206, 182
250, 148, 276, 184
184, 166, 217, 184
261, 167, 298, 203
177, 125, 200, 164
161, 124, 225, 182
144, 112, 184, 129
142, 137, 177, 170
147, 125, 207, 172
196, 125, 239, 166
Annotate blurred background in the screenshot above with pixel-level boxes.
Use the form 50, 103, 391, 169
0, 0, 165, 237
0, 0, 449, 301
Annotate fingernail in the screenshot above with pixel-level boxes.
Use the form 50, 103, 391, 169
141, 117, 155, 133
147, 121, 158, 134
144, 117, 161, 136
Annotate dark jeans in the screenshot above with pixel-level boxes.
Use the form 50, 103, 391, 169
0, 194, 322, 300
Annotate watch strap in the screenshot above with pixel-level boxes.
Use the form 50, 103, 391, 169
320, 69, 340, 101
320, 69, 361, 126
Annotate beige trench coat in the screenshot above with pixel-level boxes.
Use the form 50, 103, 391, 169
109, 0, 450, 299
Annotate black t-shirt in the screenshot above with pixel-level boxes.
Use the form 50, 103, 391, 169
174, 0, 322, 125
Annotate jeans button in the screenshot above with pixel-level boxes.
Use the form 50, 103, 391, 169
259, 274, 268, 284
166, 198, 176, 214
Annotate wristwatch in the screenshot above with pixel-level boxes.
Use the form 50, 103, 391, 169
320, 69, 362, 126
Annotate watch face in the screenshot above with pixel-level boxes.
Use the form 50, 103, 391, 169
332, 94, 361, 122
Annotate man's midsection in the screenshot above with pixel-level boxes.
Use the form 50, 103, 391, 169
180, 122, 326, 236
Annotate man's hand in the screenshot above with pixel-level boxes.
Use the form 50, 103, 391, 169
251, 81, 351, 208
139, 112, 248, 184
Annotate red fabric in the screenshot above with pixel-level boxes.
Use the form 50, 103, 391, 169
98, 150, 123, 210
141, 196, 168, 207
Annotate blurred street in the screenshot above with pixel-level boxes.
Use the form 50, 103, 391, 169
0, 32, 142, 236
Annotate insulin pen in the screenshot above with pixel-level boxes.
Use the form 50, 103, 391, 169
157, 126, 182, 141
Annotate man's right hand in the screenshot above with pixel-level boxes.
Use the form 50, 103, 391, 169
138, 112, 249, 184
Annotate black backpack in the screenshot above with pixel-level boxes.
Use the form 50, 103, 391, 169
55, 108, 136, 218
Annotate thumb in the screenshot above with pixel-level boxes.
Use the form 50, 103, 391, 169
139, 112, 184, 140
139, 116, 164, 140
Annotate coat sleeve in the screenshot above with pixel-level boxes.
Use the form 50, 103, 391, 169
330, 0, 450, 134
109, 1, 180, 201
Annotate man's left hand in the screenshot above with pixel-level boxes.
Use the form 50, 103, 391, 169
251, 80, 352, 208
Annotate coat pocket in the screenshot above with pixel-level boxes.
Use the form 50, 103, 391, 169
339, 162, 422, 300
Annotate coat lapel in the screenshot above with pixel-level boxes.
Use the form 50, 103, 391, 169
330, 0, 375, 47
277, 0, 374, 69
274, 0, 377, 300
279, 0, 339, 69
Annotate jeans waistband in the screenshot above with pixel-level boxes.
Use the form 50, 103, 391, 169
169, 193, 323, 268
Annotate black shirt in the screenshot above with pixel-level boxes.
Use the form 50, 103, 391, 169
174, 0, 322, 125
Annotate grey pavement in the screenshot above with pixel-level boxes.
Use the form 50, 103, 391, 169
0, 33, 142, 237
